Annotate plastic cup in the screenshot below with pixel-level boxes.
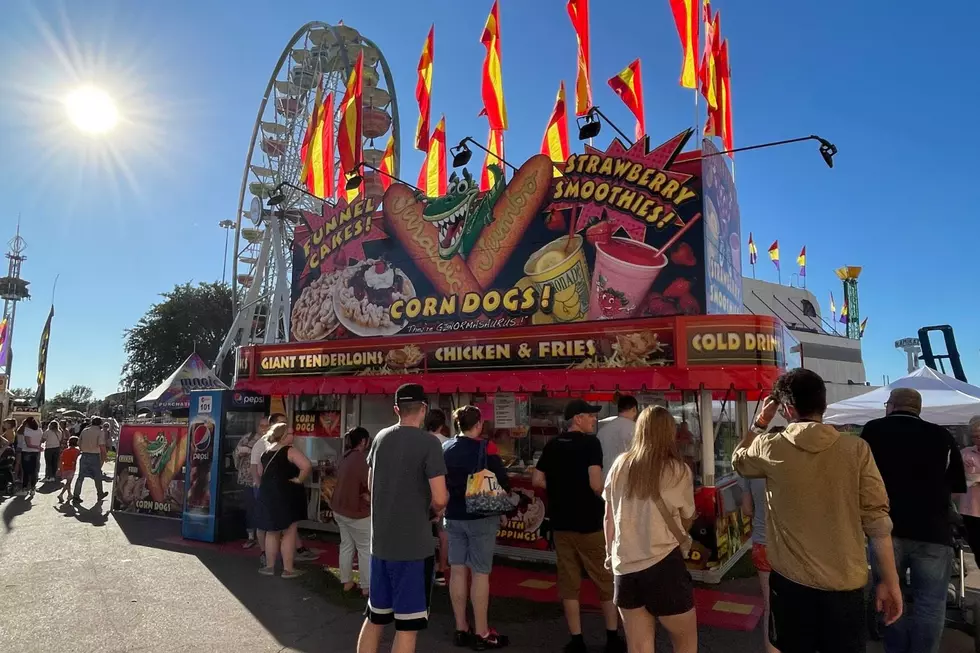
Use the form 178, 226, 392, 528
588, 237, 667, 320
523, 235, 590, 323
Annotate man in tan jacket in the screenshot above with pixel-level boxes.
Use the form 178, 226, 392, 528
733, 369, 903, 653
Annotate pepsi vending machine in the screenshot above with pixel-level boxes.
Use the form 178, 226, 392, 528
182, 389, 269, 542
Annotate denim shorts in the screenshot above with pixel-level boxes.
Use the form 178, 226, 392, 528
445, 516, 499, 574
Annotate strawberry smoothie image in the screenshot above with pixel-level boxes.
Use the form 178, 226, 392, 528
587, 237, 667, 320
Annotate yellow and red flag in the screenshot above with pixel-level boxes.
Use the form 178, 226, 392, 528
541, 81, 570, 177
337, 52, 364, 202
566, 0, 592, 116
300, 91, 334, 199
415, 25, 435, 152
607, 59, 646, 141
379, 134, 395, 192
768, 240, 780, 270
698, 2, 718, 109
480, 128, 504, 192
718, 39, 734, 155
417, 115, 447, 197
480, 0, 508, 131
668, 0, 699, 89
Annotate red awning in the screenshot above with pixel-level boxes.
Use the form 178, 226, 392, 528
235, 366, 780, 396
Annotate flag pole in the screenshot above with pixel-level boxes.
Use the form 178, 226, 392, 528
751, 261, 755, 279
694, 90, 700, 142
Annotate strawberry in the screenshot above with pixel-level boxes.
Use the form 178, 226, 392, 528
670, 243, 697, 266
663, 277, 692, 299
585, 220, 612, 246
644, 296, 677, 316
544, 211, 567, 232
678, 293, 701, 315
374, 260, 386, 274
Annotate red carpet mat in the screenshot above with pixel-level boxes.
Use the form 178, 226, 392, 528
159, 536, 762, 631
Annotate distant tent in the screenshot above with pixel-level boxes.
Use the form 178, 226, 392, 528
136, 353, 227, 411
825, 366, 980, 426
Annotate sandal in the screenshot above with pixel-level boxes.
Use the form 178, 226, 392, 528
282, 569, 307, 579
242, 539, 257, 549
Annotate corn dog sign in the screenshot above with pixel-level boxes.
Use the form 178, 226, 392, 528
289, 130, 741, 343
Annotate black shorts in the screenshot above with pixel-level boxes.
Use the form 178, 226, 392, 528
769, 571, 865, 653
614, 547, 694, 616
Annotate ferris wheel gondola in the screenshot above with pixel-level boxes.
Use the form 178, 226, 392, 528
213, 21, 401, 374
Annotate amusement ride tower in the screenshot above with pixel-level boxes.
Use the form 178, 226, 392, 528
213, 21, 401, 374
0, 222, 31, 380
835, 266, 861, 340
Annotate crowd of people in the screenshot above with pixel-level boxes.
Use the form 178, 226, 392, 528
0, 415, 113, 502
55, 368, 972, 653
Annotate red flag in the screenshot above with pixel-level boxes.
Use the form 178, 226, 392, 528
668, 0, 699, 89
417, 116, 447, 197
336, 53, 364, 202
379, 134, 395, 192
541, 81, 570, 177
566, 0, 592, 116
698, 1, 718, 109
705, 13, 723, 138
718, 39, 734, 155
607, 59, 645, 140
480, 0, 508, 131
415, 26, 434, 151
480, 128, 504, 192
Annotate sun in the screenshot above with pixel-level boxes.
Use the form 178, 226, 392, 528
65, 86, 119, 134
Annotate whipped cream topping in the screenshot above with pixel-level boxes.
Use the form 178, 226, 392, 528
364, 263, 395, 290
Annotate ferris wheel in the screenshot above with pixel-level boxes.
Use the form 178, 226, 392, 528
214, 21, 401, 373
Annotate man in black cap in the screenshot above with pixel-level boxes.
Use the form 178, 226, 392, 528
358, 383, 448, 653
533, 399, 623, 653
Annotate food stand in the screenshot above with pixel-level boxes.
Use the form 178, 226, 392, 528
233, 133, 798, 581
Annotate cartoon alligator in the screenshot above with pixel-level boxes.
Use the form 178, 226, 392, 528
422, 165, 506, 259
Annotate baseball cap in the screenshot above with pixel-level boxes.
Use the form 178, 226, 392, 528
564, 398, 602, 421
887, 388, 922, 414
395, 383, 427, 404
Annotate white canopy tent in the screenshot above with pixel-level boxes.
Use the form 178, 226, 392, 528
825, 366, 980, 426
136, 353, 227, 411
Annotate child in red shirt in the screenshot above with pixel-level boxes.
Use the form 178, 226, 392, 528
57, 436, 81, 503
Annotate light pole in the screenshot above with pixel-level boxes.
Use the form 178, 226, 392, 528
218, 220, 235, 284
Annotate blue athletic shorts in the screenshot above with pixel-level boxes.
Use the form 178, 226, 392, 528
365, 556, 434, 631
445, 516, 499, 575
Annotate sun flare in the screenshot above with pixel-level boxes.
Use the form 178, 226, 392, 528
65, 86, 119, 134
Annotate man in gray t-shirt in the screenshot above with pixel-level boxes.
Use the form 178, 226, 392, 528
359, 384, 448, 653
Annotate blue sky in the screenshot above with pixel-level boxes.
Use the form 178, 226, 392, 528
0, 0, 977, 398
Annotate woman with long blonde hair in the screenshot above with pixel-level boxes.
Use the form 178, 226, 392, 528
603, 406, 697, 653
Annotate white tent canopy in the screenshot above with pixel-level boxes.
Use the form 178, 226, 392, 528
136, 353, 227, 411
825, 367, 980, 426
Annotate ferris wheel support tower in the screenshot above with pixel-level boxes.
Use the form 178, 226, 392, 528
213, 21, 401, 376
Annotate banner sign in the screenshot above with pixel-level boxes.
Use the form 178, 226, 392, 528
181, 390, 224, 542
293, 410, 342, 437
701, 139, 743, 315
255, 321, 675, 377
289, 130, 741, 344
685, 320, 785, 367
113, 424, 187, 519
496, 480, 550, 550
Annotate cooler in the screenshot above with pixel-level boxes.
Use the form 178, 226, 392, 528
181, 389, 269, 542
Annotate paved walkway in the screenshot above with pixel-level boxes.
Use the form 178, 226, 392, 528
0, 464, 976, 652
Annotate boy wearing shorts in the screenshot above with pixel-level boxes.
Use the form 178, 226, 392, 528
58, 436, 81, 503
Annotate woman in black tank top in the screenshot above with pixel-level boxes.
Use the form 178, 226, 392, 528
256, 423, 312, 578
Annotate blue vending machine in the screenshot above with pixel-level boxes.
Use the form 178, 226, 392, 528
182, 389, 268, 542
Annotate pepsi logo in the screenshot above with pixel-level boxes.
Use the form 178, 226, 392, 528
191, 422, 212, 452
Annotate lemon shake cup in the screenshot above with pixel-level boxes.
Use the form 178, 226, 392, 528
523, 235, 590, 323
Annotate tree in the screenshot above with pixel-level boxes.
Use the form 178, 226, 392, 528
9, 387, 34, 399
47, 385, 96, 412
122, 282, 234, 394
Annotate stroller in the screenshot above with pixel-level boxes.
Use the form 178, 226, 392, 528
0, 445, 16, 495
